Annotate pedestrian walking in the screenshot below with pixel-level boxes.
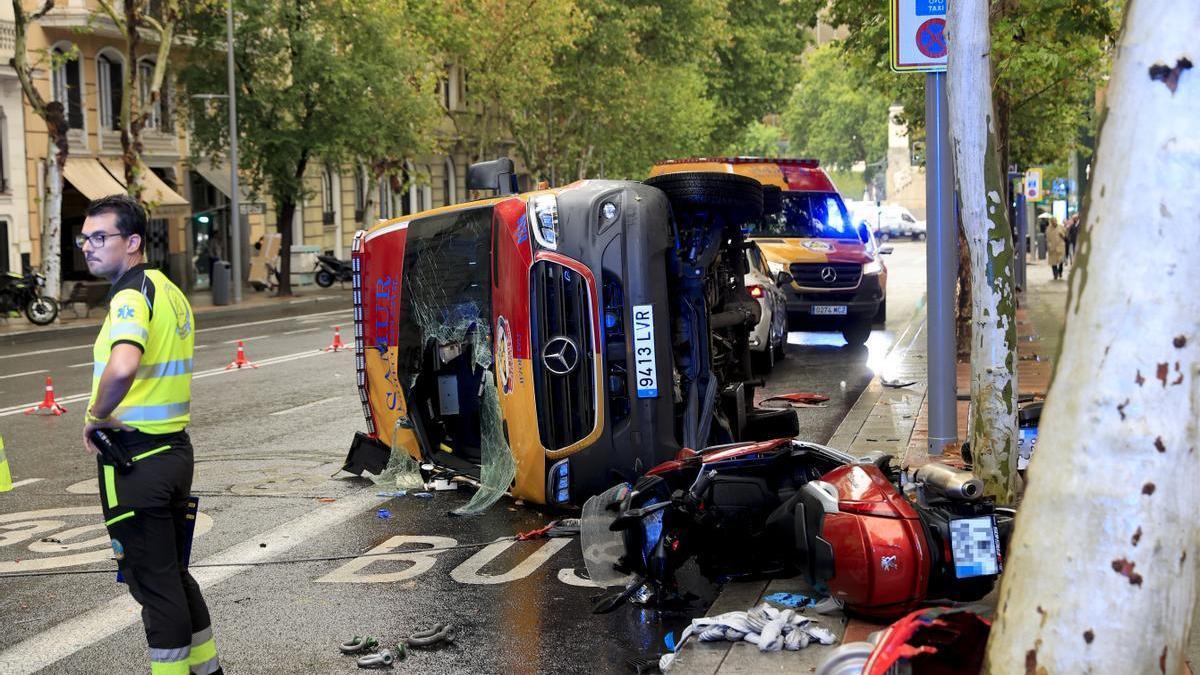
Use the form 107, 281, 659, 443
1046, 217, 1067, 280
78, 194, 222, 675
1065, 215, 1080, 265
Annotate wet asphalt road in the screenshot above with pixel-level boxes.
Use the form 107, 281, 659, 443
0, 242, 926, 674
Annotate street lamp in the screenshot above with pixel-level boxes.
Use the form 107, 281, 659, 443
188, 1, 241, 303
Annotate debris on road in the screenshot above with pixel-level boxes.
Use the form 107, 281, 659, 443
517, 519, 581, 541
815, 606, 990, 675
340, 636, 380, 654
375, 508, 391, 519
659, 603, 838, 671
426, 478, 458, 491
376, 490, 407, 498
413, 492, 434, 499
355, 645, 400, 669
762, 392, 830, 408
402, 623, 453, 648
880, 377, 917, 388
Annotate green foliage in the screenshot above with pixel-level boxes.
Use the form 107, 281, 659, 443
724, 121, 786, 156
824, 0, 1119, 170
781, 45, 889, 177
177, 0, 441, 207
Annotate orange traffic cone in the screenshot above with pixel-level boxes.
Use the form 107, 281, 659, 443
324, 326, 347, 353
225, 341, 260, 370
24, 376, 67, 416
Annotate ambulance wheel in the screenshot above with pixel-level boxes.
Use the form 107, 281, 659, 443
743, 407, 799, 442
645, 172, 763, 224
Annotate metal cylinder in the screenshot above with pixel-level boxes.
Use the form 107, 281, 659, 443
913, 462, 984, 501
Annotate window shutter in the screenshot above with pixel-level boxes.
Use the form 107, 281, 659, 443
110, 60, 124, 131
66, 62, 83, 129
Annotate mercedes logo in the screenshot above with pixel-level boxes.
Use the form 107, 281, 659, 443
542, 336, 580, 376
820, 266, 838, 283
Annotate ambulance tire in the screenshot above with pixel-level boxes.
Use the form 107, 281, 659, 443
645, 172, 764, 224
841, 320, 873, 346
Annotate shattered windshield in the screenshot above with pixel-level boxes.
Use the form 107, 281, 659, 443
395, 207, 493, 375
747, 192, 859, 240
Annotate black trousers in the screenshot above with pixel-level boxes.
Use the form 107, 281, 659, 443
98, 430, 218, 673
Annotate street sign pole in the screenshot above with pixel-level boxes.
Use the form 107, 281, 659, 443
924, 72, 957, 456
226, 0, 243, 304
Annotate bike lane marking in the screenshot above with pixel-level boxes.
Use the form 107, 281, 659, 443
0, 490, 380, 674
0, 370, 48, 381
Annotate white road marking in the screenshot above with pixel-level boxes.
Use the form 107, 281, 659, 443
68, 362, 92, 368
316, 536, 458, 584
450, 537, 571, 585
0, 309, 351, 361
0, 370, 48, 381
282, 327, 320, 335
269, 396, 346, 416
7, 478, 43, 489
0, 490, 382, 674
0, 347, 335, 417
221, 334, 271, 344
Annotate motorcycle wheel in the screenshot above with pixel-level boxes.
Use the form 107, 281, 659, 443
315, 270, 335, 288
25, 296, 59, 325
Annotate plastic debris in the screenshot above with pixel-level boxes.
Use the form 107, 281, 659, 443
881, 378, 918, 388
427, 479, 458, 491
317, 498, 337, 503
413, 492, 434, 499
763, 392, 830, 407
764, 592, 815, 609
376, 508, 391, 519
658, 602, 838, 671
376, 491, 408, 498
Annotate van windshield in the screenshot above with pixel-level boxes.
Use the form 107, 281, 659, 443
395, 206, 493, 376
747, 191, 860, 241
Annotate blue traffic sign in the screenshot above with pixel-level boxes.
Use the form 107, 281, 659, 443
917, 0, 946, 16
916, 19, 947, 59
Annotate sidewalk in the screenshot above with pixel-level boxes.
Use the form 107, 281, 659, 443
0, 282, 353, 347
671, 256, 1069, 674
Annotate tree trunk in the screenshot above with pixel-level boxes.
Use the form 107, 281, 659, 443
947, 0, 1020, 502
276, 200, 295, 297
955, 221, 972, 358
42, 132, 66, 301
363, 170, 379, 226
985, 1, 1200, 672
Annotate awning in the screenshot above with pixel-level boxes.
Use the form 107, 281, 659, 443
190, 159, 253, 203
99, 158, 191, 213
62, 157, 127, 200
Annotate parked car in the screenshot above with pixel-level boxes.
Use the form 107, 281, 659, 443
650, 158, 891, 345
851, 201, 926, 241
342, 159, 798, 506
744, 242, 789, 372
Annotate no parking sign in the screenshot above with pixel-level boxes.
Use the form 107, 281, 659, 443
891, 0, 948, 72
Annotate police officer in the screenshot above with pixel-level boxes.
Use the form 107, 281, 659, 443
80, 194, 221, 675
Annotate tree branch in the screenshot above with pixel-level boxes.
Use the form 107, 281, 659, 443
95, 0, 129, 40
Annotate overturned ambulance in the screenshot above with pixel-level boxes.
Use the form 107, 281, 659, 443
343, 159, 798, 507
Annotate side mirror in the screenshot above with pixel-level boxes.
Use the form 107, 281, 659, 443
467, 158, 518, 196
775, 270, 793, 286
879, 245, 894, 255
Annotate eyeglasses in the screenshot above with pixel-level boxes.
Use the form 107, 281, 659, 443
75, 231, 126, 250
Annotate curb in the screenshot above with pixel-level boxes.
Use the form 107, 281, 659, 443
0, 292, 353, 348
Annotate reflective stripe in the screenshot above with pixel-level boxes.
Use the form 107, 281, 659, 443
110, 322, 149, 342
190, 655, 221, 675
115, 402, 191, 422
190, 627, 213, 647
140, 358, 194, 379
105, 510, 135, 527
103, 465, 118, 508
95, 359, 195, 380
150, 646, 191, 675
188, 636, 218, 667
132, 444, 172, 462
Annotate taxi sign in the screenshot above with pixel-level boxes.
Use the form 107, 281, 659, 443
1024, 169, 1043, 201
891, 0, 948, 73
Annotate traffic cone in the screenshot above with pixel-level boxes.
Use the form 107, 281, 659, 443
324, 326, 347, 352
24, 376, 67, 416
225, 341, 260, 370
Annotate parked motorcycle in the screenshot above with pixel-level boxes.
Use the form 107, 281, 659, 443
583, 439, 1013, 619
0, 269, 59, 325
314, 254, 352, 288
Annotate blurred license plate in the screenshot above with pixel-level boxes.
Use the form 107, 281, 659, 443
632, 304, 658, 398
950, 516, 1001, 578
811, 305, 848, 316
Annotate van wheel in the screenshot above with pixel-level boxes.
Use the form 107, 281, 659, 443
873, 299, 887, 326
841, 320, 873, 346
645, 172, 764, 224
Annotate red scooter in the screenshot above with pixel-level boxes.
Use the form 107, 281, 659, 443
583, 439, 1014, 619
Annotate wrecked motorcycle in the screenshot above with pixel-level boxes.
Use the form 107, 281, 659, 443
583, 438, 1014, 619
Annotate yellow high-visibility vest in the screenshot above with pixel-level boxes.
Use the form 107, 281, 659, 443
0, 434, 11, 492
89, 265, 195, 434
